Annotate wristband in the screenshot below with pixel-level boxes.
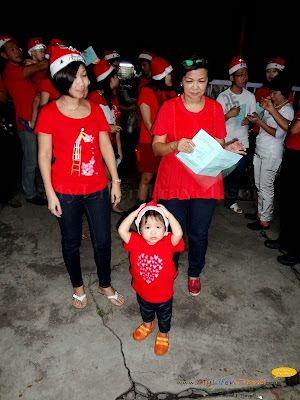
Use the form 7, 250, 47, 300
112, 179, 121, 183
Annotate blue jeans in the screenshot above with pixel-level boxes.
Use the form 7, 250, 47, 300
223, 153, 248, 208
159, 198, 217, 277
56, 187, 112, 288
18, 129, 43, 199
137, 293, 173, 334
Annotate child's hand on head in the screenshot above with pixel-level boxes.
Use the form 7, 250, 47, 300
157, 204, 170, 219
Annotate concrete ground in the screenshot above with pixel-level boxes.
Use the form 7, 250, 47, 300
0, 159, 300, 400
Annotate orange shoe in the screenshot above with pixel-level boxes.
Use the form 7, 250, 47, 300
154, 331, 169, 356
133, 321, 155, 341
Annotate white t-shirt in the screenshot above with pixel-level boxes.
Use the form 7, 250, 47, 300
255, 103, 294, 159
216, 87, 256, 148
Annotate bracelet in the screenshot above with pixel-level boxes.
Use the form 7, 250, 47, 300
112, 179, 121, 183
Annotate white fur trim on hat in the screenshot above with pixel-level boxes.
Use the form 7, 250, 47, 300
28, 44, 46, 56
104, 51, 120, 60
265, 62, 285, 71
229, 58, 247, 75
0, 36, 14, 48
152, 65, 173, 80
138, 52, 153, 61
50, 52, 84, 77
135, 202, 169, 234
96, 64, 114, 81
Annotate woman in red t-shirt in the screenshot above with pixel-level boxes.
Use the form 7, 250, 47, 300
136, 57, 177, 202
152, 54, 246, 296
35, 46, 124, 309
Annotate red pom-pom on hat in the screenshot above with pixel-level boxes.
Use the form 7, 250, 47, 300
134, 200, 169, 234
27, 37, 46, 56
93, 59, 114, 82
151, 57, 173, 80
229, 55, 247, 75
265, 57, 285, 71
101, 50, 120, 61
50, 45, 84, 77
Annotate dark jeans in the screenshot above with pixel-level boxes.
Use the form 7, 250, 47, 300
56, 187, 112, 288
159, 198, 217, 277
278, 149, 300, 256
223, 153, 248, 208
137, 293, 173, 334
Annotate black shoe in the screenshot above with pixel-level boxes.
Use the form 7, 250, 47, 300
26, 195, 47, 206
247, 219, 270, 230
264, 239, 288, 251
277, 253, 300, 267
245, 212, 258, 220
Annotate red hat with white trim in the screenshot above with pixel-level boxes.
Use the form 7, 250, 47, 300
50, 45, 85, 77
151, 57, 173, 80
229, 55, 247, 75
102, 50, 120, 61
0, 34, 16, 48
134, 200, 169, 234
138, 50, 155, 61
93, 59, 114, 81
46, 38, 66, 56
265, 57, 285, 71
27, 37, 46, 56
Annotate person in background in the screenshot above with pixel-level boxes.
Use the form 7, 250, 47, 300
118, 201, 184, 355
35, 45, 124, 309
88, 58, 125, 216
137, 49, 155, 94
259, 99, 299, 267
23, 37, 48, 128
247, 57, 294, 197
216, 55, 256, 214
136, 56, 177, 202
0, 73, 22, 207
151, 54, 246, 296
0, 33, 48, 205
246, 73, 294, 230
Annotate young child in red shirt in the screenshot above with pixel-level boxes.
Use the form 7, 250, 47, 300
118, 200, 184, 355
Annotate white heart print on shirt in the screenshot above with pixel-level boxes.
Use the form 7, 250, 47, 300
137, 253, 163, 284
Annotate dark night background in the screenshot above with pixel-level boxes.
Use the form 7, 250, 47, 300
1, 5, 298, 86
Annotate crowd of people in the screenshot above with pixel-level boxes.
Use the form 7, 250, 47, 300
0, 32, 299, 356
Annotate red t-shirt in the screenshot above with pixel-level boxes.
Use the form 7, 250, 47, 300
39, 77, 60, 101
3, 62, 36, 131
152, 95, 226, 200
286, 109, 300, 150
32, 70, 48, 93
0, 74, 7, 92
137, 76, 151, 94
124, 232, 185, 303
34, 100, 110, 195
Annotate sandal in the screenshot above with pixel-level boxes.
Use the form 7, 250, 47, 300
72, 293, 87, 309
98, 287, 125, 307
229, 203, 243, 214
154, 331, 169, 356
133, 321, 155, 341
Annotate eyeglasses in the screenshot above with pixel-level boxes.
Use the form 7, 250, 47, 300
182, 59, 208, 67
234, 73, 248, 78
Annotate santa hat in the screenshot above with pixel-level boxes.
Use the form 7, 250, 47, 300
46, 38, 66, 56
229, 55, 247, 75
134, 200, 169, 234
151, 57, 173, 80
0, 34, 16, 49
265, 57, 285, 71
50, 45, 85, 77
27, 37, 46, 56
102, 50, 120, 61
138, 50, 155, 61
93, 59, 114, 81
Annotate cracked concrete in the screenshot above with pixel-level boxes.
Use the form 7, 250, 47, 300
0, 165, 300, 400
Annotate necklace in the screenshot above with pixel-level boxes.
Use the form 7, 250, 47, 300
275, 100, 289, 109
60, 99, 81, 112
